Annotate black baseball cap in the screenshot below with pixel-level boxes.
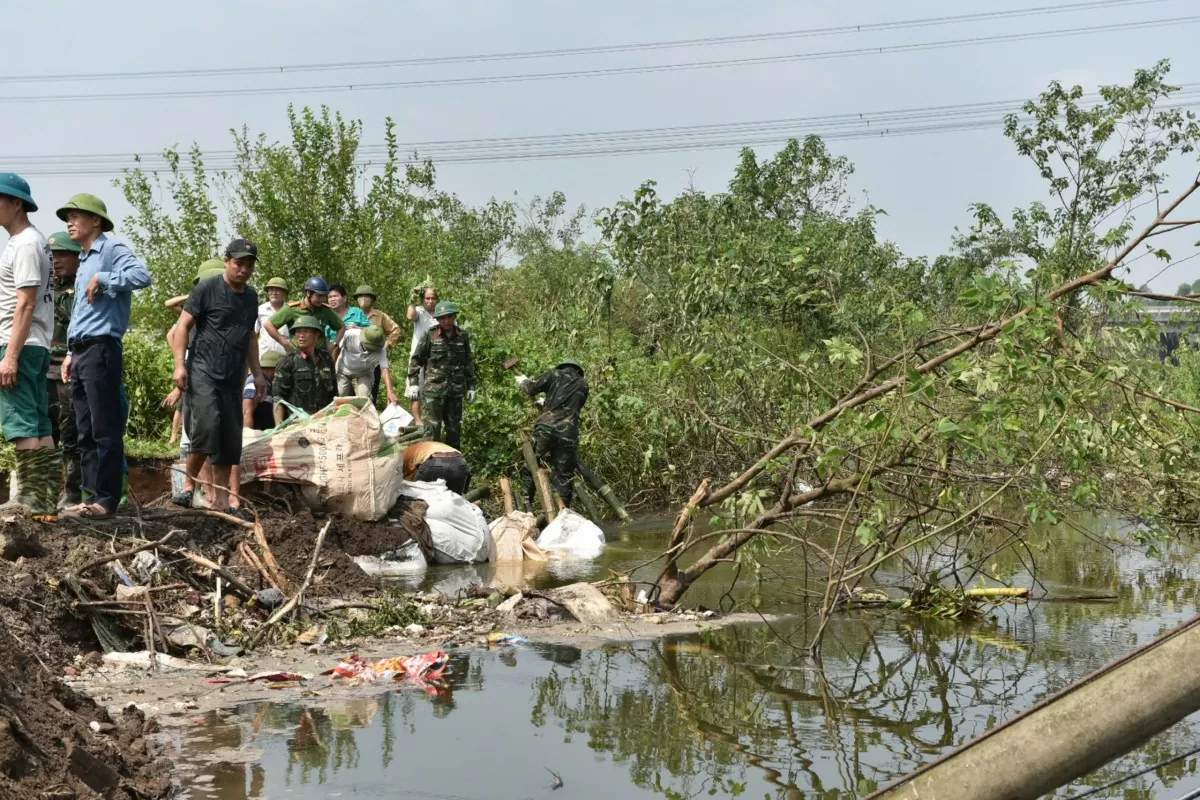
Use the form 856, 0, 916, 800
225, 238, 258, 260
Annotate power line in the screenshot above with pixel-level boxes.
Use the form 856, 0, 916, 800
1, 16, 1194, 106
12, 96, 1200, 176
0, 0, 1168, 85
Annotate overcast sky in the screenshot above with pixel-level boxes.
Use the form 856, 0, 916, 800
3, 0, 1199, 289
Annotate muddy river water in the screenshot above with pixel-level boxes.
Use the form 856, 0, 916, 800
166, 515, 1200, 799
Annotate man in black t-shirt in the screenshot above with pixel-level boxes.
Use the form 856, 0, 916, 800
170, 238, 268, 516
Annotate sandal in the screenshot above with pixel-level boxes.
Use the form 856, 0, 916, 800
171, 489, 194, 508
65, 503, 114, 520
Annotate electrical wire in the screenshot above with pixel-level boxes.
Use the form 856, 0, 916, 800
1064, 740, 1200, 798
8, 91, 1200, 176
0, 16, 1194, 105
0, 0, 1169, 85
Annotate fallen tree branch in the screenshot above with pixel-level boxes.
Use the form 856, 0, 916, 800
246, 519, 331, 650
74, 529, 180, 576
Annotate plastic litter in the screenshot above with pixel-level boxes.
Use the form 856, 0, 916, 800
247, 670, 305, 683
352, 540, 427, 576
400, 482, 493, 564
490, 512, 550, 563
101, 651, 238, 673
131, 551, 165, 583
379, 403, 415, 440
536, 509, 605, 559
330, 651, 450, 684
487, 632, 527, 647
256, 588, 286, 609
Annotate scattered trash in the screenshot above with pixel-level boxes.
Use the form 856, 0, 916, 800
330, 651, 450, 684
496, 593, 523, 614
295, 624, 328, 646
403, 623, 426, 636
256, 588, 286, 610
380, 402, 415, 440
101, 651, 238, 673
353, 540, 427, 576
536, 509, 605, 559
487, 632, 527, 647
247, 670, 306, 683
131, 551, 165, 583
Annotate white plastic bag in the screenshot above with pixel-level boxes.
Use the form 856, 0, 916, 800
380, 403, 415, 441
352, 541, 428, 577
536, 509, 605, 559
401, 481, 494, 564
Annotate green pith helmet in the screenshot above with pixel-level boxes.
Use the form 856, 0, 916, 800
354, 284, 376, 298
46, 232, 81, 253
292, 314, 323, 332
433, 300, 460, 318
265, 277, 289, 291
260, 350, 283, 368
194, 258, 225, 285
56, 193, 114, 232
557, 358, 584, 374
360, 325, 385, 352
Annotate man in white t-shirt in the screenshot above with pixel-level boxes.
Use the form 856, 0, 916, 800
256, 276, 290, 358
406, 286, 438, 424
337, 324, 398, 403
0, 173, 60, 520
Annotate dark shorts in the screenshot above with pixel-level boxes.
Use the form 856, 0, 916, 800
412, 453, 471, 496
185, 376, 243, 465
0, 345, 51, 441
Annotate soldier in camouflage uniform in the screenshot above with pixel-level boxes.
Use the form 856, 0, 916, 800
47, 231, 82, 506
406, 301, 476, 449
516, 358, 589, 507
271, 315, 337, 425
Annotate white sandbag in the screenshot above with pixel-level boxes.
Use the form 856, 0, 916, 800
536, 509, 605, 559
401, 481, 494, 564
380, 403, 415, 441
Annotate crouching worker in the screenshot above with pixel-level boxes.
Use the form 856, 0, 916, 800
336, 324, 398, 404
244, 349, 281, 430
402, 440, 471, 495
516, 358, 589, 508
272, 315, 336, 425
171, 239, 268, 519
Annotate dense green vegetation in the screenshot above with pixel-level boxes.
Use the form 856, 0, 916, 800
114, 61, 1200, 619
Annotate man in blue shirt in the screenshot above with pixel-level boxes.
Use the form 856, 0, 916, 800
57, 194, 151, 518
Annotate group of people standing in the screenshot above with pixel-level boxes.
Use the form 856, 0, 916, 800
0, 169, 593, 522
0, 174, 150, 520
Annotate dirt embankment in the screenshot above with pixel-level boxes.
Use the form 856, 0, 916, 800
0, 503, 423, 799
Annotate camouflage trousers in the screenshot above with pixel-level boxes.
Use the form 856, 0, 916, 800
521, 424, 578, 508
421, 391, 464, 450
48, 378, 82, 503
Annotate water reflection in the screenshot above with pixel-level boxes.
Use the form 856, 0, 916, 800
176, 521, 1200, 799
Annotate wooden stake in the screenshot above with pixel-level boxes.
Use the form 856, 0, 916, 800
536, 468, 558, 523
500, 477, 515, 514
252, 522, 292, 593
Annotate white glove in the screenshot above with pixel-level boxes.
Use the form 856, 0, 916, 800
514, 374, 530, 390
466, 389, 477, 403
405, 384, 420, 400
534, 397, 545, 409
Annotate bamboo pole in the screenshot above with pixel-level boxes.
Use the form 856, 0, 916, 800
519, 433, 557, 522
576, 459, 631, 522
574, 478, 602, 522
870, 613, 1200, 800
500, 477, 515, 514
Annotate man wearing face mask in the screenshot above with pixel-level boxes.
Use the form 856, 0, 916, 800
46, 231, 82, 507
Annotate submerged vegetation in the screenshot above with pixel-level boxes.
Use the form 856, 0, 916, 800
116, 61, 1200, 643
